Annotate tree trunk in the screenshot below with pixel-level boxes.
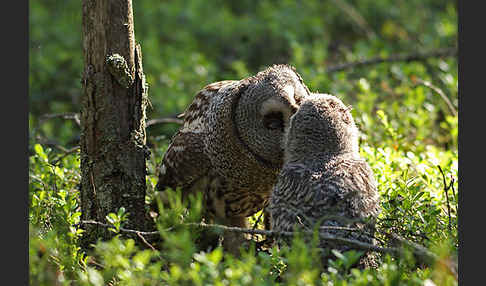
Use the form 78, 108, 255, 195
80, 0, 151, 247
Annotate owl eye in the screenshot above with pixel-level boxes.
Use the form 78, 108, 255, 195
263, 112, 284, 131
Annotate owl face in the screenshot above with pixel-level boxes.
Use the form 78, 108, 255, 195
233, 65, 310, 168
285, 93, 359, 161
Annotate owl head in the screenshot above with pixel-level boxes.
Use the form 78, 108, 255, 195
284, 93, 359, 162
234, 65, 311, 166
205, 64, 311, 187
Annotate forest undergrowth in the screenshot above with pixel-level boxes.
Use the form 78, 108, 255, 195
29, 1, 458, 285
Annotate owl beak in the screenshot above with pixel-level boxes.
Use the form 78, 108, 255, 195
282, 85, 303, 113
282, 85, 295, 102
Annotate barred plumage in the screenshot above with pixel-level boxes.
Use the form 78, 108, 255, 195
268, 93, 381, 268
156, 64, 311, 253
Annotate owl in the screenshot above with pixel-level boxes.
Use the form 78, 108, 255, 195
268, 93, 381, 268
156, 64, 311, 252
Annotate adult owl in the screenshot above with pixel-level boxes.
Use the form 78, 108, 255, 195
156, 64, 311, 252
268, 93, 381, 268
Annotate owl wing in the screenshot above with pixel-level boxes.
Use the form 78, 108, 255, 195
156, 80, 239, 193
268, 163, 312, 232
269, 159, 380, 268
326, 158, 381, 220
315, 158, 381, 260
269, 159, 380, 229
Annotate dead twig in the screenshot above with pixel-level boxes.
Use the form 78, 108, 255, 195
450, 176, 457, 214
330, 0, 376, 39
79, 220, 161, 236
416, 79, 457, 117
326, 48, 457, 73
385, 232, 438, 266
437, 165, 454, 233
79, 220, 436, 267
51, 146, 80, 165
81, 216, 444, 277
79, 219, 457, 275
87, 257, 105, 270
136, 232, 157, 251
39, 112, 81, 128
146, 118, 183, 127
319, 225, 362, 232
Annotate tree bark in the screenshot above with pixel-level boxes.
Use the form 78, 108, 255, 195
80, 0, 151, 247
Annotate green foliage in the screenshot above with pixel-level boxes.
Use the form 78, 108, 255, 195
29, 0, 457, 285
106, 207, 129, 234
29, 144, 86, 285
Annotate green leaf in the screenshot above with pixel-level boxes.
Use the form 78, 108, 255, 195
106, 213, 117, 225
117, 207, 126, 217
34, 144, 48, 162
54, 166, 64, 180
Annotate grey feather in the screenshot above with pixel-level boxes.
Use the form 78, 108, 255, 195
268, 93, 381, 268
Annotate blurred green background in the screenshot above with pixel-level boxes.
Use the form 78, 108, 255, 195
29, 0, 457, 153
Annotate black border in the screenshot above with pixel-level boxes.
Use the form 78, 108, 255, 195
458, 0, 479, 284
8, 0, 28, 284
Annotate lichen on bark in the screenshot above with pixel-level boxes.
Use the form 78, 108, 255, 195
106, 53, 134, 89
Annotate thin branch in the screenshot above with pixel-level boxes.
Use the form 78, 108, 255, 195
319, 225, 363, 232
78, 219, 436, 267
146, 118, 183, 127
78, 219, 456, 274
385, 233, 438, 266
136, 232, 157, 251
450, 176, 457, 216
35, 136, 71, 153
437, 165, 453, 233
284, 204, 314, 232
189, 224, 440, 270
251, 209, 266, 241
450, 176, 456, 200
326, 48, 457, 73
87, 257, 106, 270
79, 220, 161, 236
330, 0, 376, 39
51, 146, 80, 165
416, 79, 457, 117
422, 61, 453, 104
193, 221, 395, 253
39, 112, 81, 128
29, 174, 49, 189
